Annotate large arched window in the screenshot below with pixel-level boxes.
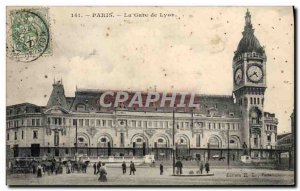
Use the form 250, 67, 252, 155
97, 135, 112, 147
229, 136, 240, 148
154, 136, 169, 148
208, 136, 221, 148
77, 136, 89, 147
176, 135, 189, 148
132, 135, 147, 148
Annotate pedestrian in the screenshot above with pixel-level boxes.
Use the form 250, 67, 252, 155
199, 161, 204, 174
175, 160, 183, 175
97, 161, 101, 174
160, 163, 164, 175
37, 163, 42, 178
32, 163, 36, 174
93, 162, 97, 175
66, 161, 71, 174
98, 163, 107, 182
129, 161, 136, 175
205, 161, 210, 174
122, 161, 127, 174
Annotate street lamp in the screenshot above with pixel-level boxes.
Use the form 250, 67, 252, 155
75, 119, 78, 161
172, 109, 175, 175
227, 124, 230, 168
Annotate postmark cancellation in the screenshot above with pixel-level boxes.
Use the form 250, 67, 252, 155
7, 7, 52, 62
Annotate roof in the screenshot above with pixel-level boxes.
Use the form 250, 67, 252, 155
69, 89, 240, 117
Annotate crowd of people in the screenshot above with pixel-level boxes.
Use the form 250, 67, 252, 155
31, 159, 211, 182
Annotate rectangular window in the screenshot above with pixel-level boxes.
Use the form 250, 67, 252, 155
14, 131, 17, 140
7, 133, 9, 140
96, 120, 101, 126
32, 119, 36, 126
254, 137, 258, 146
102, 120, 106, 127
196, 134, 201, 147
107, 120, 112, 127
132, 120, 136, 127
54, 118, 62, 125
79, 119, 83, 126
36, 119, 40, 126
63, 118, 66, 125
120, 133, 124, 146
65, 148, 69, 154
90, 119, 95, 126
54, 131, 59, 146
267, 135, 271, 142
73, 119, 77, 126
22, 130, 24, 139
33, 130, 38, 139
85, 119, 89, 126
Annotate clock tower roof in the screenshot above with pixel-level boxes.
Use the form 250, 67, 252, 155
234, 9, 264, 59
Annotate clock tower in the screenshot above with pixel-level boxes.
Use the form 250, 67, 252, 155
232, 10, 267, 154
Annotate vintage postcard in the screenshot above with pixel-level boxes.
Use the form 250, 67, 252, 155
6, 6, 295, 186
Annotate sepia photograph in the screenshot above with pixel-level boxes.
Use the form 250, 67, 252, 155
5, 6, 295, 186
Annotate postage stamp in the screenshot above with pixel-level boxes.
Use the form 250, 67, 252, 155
7, 8, 51, 62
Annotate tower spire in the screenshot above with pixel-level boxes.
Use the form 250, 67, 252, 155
243, 9, 254, 35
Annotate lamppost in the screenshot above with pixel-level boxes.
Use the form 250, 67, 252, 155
227, 124, 230, 168
172, 109, 176, 175
75, 120, 78, 161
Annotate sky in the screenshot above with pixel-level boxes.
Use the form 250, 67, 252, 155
6, 7, 294, 134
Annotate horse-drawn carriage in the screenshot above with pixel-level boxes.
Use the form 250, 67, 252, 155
10, 158, 37, 174
63, 159, 90, 173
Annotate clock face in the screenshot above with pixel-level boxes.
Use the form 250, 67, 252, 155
247, 65, 263, 83
234, 68, 243, 85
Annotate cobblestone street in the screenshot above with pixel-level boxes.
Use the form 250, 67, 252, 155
7, 166, 294, 186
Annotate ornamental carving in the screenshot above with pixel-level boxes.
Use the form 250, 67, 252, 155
145, 129, 155, 138
87, 126, 98, 138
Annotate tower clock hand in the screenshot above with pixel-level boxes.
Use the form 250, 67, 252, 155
253, 71, 258, 77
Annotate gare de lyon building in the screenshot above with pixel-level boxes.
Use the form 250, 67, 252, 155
6, 10, 278, 161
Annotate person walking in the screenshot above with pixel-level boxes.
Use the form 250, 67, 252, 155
159, 163, 164, 175
37, 163, 42, 178
175, 160, 183, 175
122, 161, 127, 174
93, 162, 97, 175
96, 161, 101, 174
199, 161, 204, 174
129, 161, 136, 175
205, 161, 210, 174
98, 163, 107, 182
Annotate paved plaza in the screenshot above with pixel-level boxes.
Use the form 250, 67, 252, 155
7, 166, 294, 186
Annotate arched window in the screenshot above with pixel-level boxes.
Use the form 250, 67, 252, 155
250, 97, 253, 104
97, 135, 111, 147
77, 136, 89, 147
208, 137, 220, 148
251, 111, 258, 124
136, 138, 143, 143
254, 98, 256, 104
257, 98, 260, 105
